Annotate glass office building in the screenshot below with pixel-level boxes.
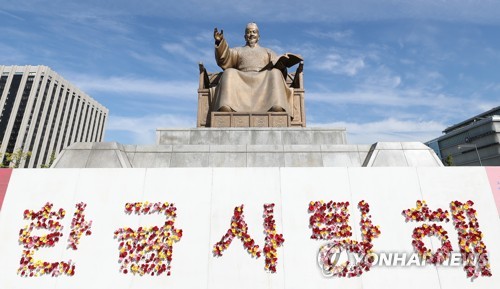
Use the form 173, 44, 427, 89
0, 66, 108, 168
426, 106, 500, 166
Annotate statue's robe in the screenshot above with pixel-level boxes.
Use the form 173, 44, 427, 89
214, 39, 293, 116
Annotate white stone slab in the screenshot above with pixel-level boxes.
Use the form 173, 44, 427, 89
280, 168, 362, 289
141, 168, 214, 289
0, 169, 81, 289
208, 168, 284, 289
0, 168, 499, 289
348, 168, 441, 289
417, 167, 500, 289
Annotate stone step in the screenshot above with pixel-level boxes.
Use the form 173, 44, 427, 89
156, 127, 347, 146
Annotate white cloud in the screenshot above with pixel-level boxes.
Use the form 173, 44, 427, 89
2, 0, 500, 23
306, 58, 491, 118
69, 75, 196, 99
307, 30, 353, 42
162, 43, 200, 63
161, 34, 215, 67
311, 118, 445, 144
106, 114, 196, 144
0, 9, 25, 21
313, 53, 365, 76
70, 14, 131, 34
485, 82, 500, 92
360, 66, 402, 88
309, 88, 490, 119
4, 1, 500, 24
308, 89, 413, 107
127, 51, 174, 70
0, 43, 27, 63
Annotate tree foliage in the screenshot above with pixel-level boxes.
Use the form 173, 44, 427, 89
41, 151, 57, 168
444, 154, 454, 166
3, 148, 32, 168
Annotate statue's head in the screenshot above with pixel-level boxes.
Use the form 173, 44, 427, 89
244, 22, 260, 47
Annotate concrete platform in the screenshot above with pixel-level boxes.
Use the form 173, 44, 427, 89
52, 128, 443, 168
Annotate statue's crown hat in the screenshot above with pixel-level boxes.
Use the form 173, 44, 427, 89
245, 22, 259, 30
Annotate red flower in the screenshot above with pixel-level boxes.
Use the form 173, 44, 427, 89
451, 200, 491, 280
114, 202, 182, 276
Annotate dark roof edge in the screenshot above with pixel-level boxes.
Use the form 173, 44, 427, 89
443, 106, 500, 134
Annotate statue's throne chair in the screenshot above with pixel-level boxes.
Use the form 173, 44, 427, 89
196, 62, 306, 127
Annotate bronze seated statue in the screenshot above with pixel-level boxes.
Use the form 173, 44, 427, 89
197, 23, 305, 128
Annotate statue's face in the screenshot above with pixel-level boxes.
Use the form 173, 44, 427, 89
245, 26, 259, 46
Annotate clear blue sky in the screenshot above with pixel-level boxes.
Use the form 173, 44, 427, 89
1, 1, 499, 144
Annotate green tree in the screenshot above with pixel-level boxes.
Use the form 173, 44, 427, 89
443, 155, 454, 166
4, 148, 32, 168
41, 151, 57, 168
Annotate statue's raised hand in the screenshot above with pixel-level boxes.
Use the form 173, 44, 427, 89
214, 28, 224, 45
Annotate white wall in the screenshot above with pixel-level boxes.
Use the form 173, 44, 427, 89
0, 167, 499, 289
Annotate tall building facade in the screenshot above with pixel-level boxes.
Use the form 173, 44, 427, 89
426, 106, 500, 166
0, 65, 108, 168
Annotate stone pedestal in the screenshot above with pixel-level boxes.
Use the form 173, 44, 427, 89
156, 127, 347, 145
52, 127, 443, 168
210, 112, 290, 128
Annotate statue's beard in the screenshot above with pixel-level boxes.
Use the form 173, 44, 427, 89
246, 36, 258, 46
